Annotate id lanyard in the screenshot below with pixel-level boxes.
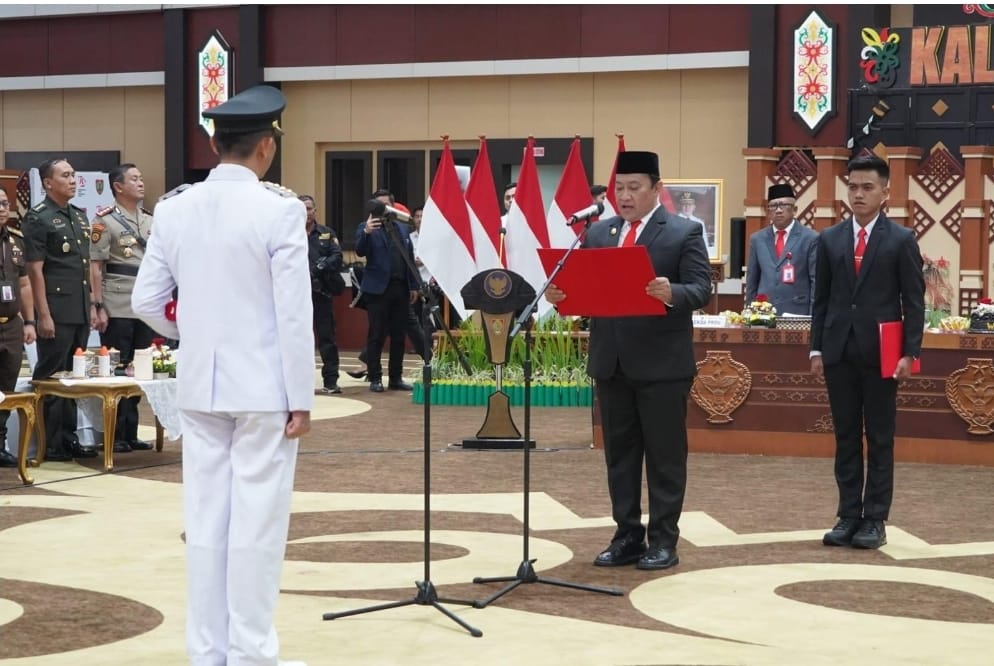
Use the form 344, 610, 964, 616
781, 252, 795, 284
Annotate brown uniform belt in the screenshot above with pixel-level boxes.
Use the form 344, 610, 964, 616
106, 263, 140, 277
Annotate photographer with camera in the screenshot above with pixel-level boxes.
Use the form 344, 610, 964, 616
302, 195, 345, 394
354, 189, 418, 393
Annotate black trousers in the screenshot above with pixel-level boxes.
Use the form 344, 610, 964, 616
33, 322, 90, 453
823, 332, 898, 521
101, 317, 156, 443
0, 321, 25, 446
312, 292, 339, 387
364, 280, 410, 383
597, 370, 692, 549
357, 302, 427, 368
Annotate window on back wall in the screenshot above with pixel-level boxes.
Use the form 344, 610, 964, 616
325, 151, 372, 251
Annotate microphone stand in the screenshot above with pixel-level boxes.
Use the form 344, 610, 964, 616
322, 214, 481, 637
471, 217, 623, 608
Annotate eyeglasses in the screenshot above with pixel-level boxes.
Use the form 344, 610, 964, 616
0, 201, 10, 209
766, 202, 794, 211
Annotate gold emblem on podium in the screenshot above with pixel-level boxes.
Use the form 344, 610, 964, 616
946, 357, 994, 435
691, 350, 752, 424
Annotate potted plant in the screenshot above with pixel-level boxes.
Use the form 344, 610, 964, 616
415, 315, 593, 407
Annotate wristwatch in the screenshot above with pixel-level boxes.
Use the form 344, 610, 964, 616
23, 319, 36, 326
92, 301, 104, 310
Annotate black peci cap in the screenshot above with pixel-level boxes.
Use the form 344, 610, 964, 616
615, 151, 660, 178
767, 183, 795, 200
203, 85, 286, 136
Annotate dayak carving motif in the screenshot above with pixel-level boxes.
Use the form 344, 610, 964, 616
691, 351, 752, 424
946, 357, 994, 436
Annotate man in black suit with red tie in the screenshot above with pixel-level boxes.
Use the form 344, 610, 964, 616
810, 154, 925, 550
547, 151, 712, 570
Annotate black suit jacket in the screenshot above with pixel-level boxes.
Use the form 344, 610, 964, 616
584, 207, 713, 382
810, 214, 925, 366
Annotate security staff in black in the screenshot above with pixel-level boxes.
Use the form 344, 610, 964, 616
302, 194, 345, 393
22, 158, 98, 461
0, 188, 37, 468
90, 163, 156, 453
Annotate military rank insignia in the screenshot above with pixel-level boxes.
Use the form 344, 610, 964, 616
91, 222, 105, 243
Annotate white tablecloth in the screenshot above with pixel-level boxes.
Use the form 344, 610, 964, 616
66, 377, 182, 442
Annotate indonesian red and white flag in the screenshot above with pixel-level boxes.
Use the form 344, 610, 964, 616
504, 137, 554, 315
546, 136, 592, 248
418, 138, 476, 320
464, 137, 503, 271
601, 134, 626, 220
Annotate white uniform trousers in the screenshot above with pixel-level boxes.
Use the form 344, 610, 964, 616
181, 410, 298, 666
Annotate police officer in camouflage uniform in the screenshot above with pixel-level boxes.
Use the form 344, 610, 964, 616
90, 163, 156, 453
22, 158, 98, 461
0, 188, 37, 468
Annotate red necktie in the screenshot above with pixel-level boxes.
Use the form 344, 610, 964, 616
854, 227, 867, 274
775, 229, 786, 259
622, 220, 641, 247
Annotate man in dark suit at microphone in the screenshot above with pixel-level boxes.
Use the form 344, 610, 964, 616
355, 191, 419, 393
547, 151, 712, 570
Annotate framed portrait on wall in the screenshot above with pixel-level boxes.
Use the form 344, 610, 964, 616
662, 179, 723, 262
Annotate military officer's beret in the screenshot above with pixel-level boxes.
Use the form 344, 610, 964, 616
203, 85, 286, 136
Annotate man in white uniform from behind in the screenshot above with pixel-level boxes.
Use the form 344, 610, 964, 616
132, 85, 313, 666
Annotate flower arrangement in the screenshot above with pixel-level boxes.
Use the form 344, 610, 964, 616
743, 294, 777, 328
151, 337, 177, 377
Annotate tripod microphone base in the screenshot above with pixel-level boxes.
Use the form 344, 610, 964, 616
472, 559, 623, 608
322, 580, 482, 637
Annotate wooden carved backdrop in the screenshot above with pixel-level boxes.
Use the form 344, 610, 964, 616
743, 145, 994, 315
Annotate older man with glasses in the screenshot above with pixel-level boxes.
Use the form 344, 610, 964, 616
744, 183, 819, 316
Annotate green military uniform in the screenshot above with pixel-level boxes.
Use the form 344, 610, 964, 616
22, 195, 94, 459
0, 225, 28, 465
90, 203, 156, 451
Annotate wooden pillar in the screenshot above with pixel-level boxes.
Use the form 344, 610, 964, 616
959, 145, 994, 311
885, 147, 922, 229
811, 147, 850, 231
742, 148, 780, 245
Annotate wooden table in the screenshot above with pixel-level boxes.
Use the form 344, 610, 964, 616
1, 392, 38, 485
31, 379, 165, 473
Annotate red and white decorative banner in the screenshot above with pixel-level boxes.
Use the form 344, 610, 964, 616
198, 29, 232, 137
793, 10, 836, 134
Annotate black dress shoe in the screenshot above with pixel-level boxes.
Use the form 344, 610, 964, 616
851, 520, 887, 549
0, 449, 17, 468
593, 534, 646, 567
823, 517, 861, 547
320, 384, 343, 395
113, 441, 133, 453
637, 545, 679, 570
129, 439, 154, 451
388, 381, 413, 391
70, 442, 98, 459
346, 369, 367, 380
45, 448, 73, 462
369, 381, 385, 393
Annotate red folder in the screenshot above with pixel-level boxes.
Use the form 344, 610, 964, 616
879, 321, 921, 378
537, 246, 666, 317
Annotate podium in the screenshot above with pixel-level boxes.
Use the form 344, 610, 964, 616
459, 269, 536, 449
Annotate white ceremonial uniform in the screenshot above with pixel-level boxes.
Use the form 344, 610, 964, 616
132, 163, 314, 666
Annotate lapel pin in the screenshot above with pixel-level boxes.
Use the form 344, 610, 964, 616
610, 227, 618, 236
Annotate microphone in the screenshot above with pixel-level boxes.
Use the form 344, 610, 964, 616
566, 201, 605, 225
